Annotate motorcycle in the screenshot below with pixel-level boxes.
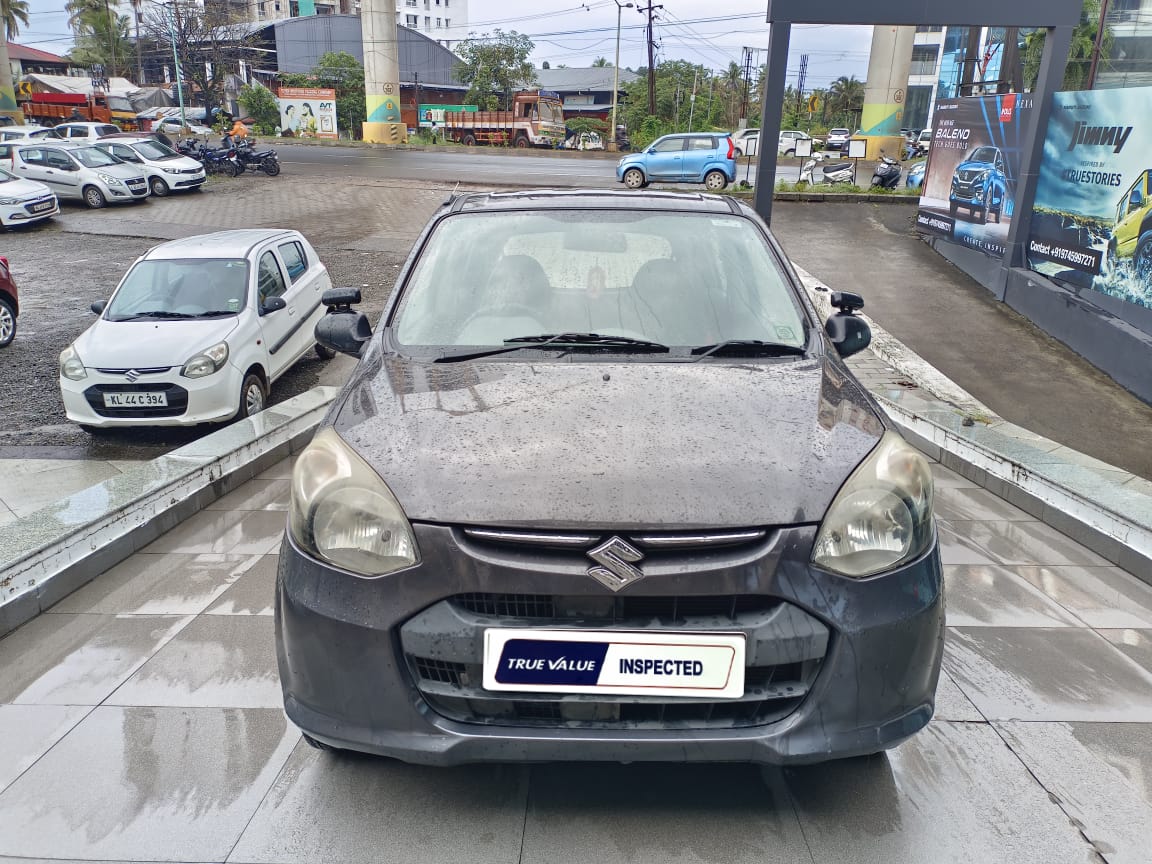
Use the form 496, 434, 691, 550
194, 143, 242, 177
799, 152, 857, 186
871, 153, 902, 189
233, 138, 282, 176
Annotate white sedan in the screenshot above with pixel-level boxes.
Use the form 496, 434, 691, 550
93, 138, 206, 197
59, 229, 334, 430
0, 168, 59, 227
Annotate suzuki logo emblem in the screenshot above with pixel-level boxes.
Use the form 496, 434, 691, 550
587, 536, 645, 592
124, 369, 140, 383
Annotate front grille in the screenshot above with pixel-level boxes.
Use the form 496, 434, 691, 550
462, 526, 767, 554
401, 596, 828, 731
83, 382, 188, 418
94, 367, 172, 375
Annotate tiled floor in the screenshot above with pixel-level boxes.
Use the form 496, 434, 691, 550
0, 456, 1150, 863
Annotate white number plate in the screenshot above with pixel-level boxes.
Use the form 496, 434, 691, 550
103, 391, 167, 408
483, 629, 745, 699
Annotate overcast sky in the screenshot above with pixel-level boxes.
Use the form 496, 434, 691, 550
18, 0, 872, 87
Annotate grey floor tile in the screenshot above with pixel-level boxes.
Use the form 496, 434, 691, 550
933, 668, 984, 722
0, 614, 191, 705
996, 721, 1152, 864
256, 457, 295, 480
0, 705, 91, 793
521, 763, 812, 864
943, 627, 1152, 721
108, 616, 280, 709
0, 706, 297, 861
205, 555, 278, 616
933, 486, 1037, 522
228, 743, 528, 864
206, 479, 291, 512
929, 462, 979, 488
782, 721, 1096, 863
936, 519, 1111, 567
50, 552, 266, 616
944, 564, 1084, 628
143, 509, 286, 555
1013, 565, 1152, 629
1098, 629, 1152, 673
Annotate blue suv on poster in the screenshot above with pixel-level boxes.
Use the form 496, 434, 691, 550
949, 146, 1010, 224
617, 133, 736, 192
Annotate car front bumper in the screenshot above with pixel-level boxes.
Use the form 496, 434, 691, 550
276, 523, 945, 766
60, 364, 244, 427
0, 196, 59, 226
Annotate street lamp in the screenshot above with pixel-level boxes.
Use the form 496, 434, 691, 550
608, 0, 633, 153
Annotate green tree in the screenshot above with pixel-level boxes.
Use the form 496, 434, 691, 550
280, 51, 365, 138
2, 0, 28, 37
455, 30, 536, 109
238, 83, 280, 132
826, 75, 864, 118
592, 57, 611, 67
1023, 0, 1113, 91
69, 7, 132, 78
0, 0, 30, 113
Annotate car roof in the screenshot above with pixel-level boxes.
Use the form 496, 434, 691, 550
142, 229, 300, 260
5, 125, 54, 132
56, 122, 115, 129
447, 189, 741, 216
16, 141, 95, 150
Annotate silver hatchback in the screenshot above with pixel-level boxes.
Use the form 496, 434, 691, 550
11, 142, 149, 208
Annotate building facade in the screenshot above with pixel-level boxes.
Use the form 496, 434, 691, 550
534, 67, 638, 123
395, 0, 466, 49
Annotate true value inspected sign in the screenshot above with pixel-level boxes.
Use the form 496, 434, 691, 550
277, 87, 337, 139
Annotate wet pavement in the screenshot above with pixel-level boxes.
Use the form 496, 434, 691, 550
1, 457, 1150, 863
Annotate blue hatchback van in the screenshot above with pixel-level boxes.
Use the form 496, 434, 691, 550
617, 133, 736, 191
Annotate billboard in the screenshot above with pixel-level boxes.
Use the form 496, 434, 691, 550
418, 104, 478, 128
277, 87, 337, 139
915, 94, 1035, 259
1027, 86, 1152, 311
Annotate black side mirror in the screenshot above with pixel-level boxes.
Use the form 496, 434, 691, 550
261, 296, 287, 315
316, 310, 372, 357
826, 292, 870, 358
90, 299, 106, 315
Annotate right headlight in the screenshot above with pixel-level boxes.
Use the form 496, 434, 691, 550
812, 432, 935, 578
289, 428, 418, 577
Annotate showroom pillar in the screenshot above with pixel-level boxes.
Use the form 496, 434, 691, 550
859, 25, 916, 160
361, 0, 407, 144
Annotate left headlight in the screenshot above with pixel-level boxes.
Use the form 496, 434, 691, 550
59, 344, 87, 380
180, 341, 229, 378
289, 428, 418, 577
811, 432, 934, 578
97, 173, 124, 187
0, 197, 20, 205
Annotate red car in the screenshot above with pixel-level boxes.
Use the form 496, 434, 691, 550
0, 256, 17, 347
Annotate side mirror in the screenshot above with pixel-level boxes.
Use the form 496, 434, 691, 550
826, 313, 871, 359
90, 299, 107, 315
315, 310, 372, 357
261, 296, 287, 315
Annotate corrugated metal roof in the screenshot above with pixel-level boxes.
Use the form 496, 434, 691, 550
7, 42, 67, 64
535, 67, 638, 92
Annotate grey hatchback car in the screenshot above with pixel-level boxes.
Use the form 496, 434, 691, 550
277, 190, 944, 766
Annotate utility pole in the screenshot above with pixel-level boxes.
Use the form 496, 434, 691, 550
795, 53, 808, 118
739, 46, 753, 123
638, 1, 662, 114
132, 0, 144, 84
609, 0, 633, 153
164, 2, 187, 128
1087, 0, 1111, 88
687, 67, 698, 131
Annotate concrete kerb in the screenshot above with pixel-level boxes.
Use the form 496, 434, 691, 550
0, 386, 340, 638
796, 264, 1152, 579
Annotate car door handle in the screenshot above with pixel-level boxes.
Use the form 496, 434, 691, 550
288, 306, 297, 316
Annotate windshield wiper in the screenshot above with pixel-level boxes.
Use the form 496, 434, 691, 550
434, 332, 669, 364
110, 310, 195, 321
690, 340, 806, 362
190, 310, 238, 317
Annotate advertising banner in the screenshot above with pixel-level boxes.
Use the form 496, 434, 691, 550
277, 87, 337, 139
915, 94, 1034, 259
418, 104, 477, 128
1027, 86, 1152, 310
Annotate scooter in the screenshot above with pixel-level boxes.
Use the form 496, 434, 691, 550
799, 152, 857, 186
871, 153, 902, 189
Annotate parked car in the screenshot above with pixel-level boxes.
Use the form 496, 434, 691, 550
778, 129, 818, 156
100, 129, 177, 149
10, 142, 149, 208
93, 138, 206, 197
1, 125, 65, 143
949, 145, 1009, 224
59, 229, 334, 430
732, 127, 760, 157
916, 128, 933, 156
53, 122, 122, 144
0, 256, 17, 348
617, 133, 735, 190
0, 166, 59, 227
906, 160, 927, 190
278, 188, 944, 765
153, 117, 214, 136
825, 128, 852, 151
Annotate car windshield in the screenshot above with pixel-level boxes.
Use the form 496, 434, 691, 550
968, 147, 999, 163
0, 167, 17, 182
392, 210, 807, 352
30, 129, 61, 139
831, 129, 850, 135
539, 101, 563, 123
72, 146, 120, 168
134, 140, 180, 160
105, 259, 250, 321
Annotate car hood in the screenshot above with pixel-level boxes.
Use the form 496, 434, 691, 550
0, 176, 52, 199
74, 318, 239, 368
94, 162, 147, 180
956, 160, 995, 174
332, 353, 885, 529
147, 155, 203, 171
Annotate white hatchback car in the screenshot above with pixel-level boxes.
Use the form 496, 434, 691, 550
0, 167, 59, 227
59, 230, 334, 430
11, 142, 149, 208
93, 138, 206, 196
54, 122, 122, 144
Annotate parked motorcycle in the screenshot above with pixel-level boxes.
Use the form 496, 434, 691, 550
799, 152, 857, 186
871, 153, 902, 189
196, 143, 242, 177
233, 139, 282, 176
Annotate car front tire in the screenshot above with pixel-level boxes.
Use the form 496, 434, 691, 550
237, 372, 266, 420
623, 168, 645, 189
150, 177, 170, 197
83, 186, 107, 209
0, 296, 15, 348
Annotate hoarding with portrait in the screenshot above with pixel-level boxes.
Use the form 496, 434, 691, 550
277, 87, 338, 139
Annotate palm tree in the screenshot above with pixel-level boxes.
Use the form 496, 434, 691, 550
827, 75, 864, 124
0, 0, 31, 115
592, 56, 611, 67
65, 0, 106, 28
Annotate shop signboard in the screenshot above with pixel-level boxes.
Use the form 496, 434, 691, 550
1026, 86, 1152, 310
419, 104, 478, 128
915, 94, 1034, 259
277, 87, 338, 139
